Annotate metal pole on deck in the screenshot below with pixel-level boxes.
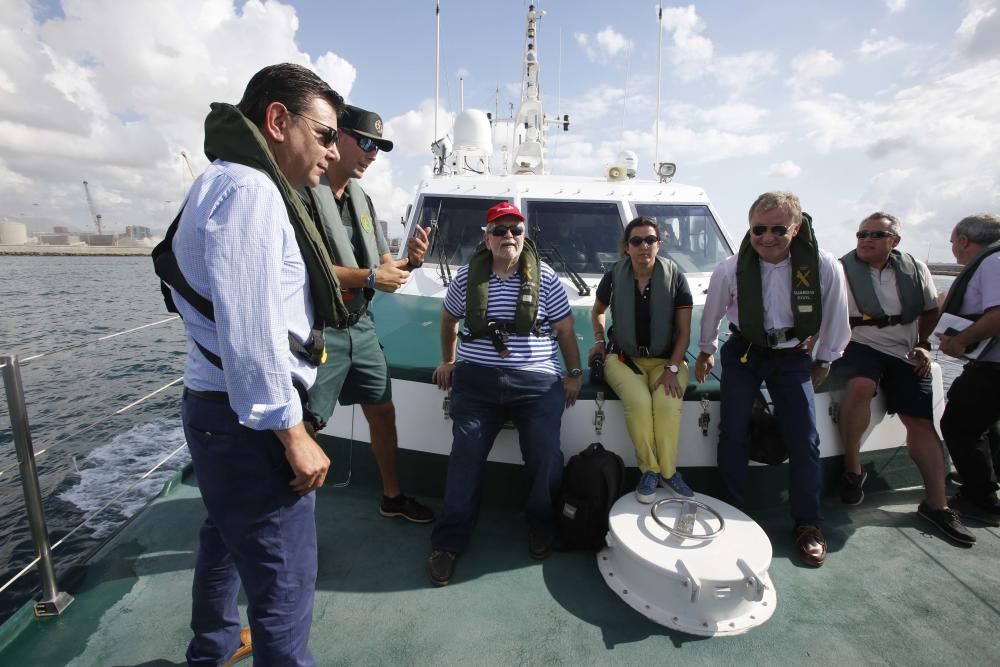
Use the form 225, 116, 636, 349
1, 354, 73, 616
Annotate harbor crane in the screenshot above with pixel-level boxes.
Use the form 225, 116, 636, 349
81, 180, 103, 235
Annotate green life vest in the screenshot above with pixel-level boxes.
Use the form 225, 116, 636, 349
306, 177, 381, 269
609, 256, 676, 357
464, 237, 541, 339
942, 241, 1000, 317
841, 249, 925, 328
736, 212, 822, 347
201, 103, 347, 329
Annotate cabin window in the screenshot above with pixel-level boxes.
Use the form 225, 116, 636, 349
412, 196, 507, 265
632, 204, 733, 272
521, 200, 625, 275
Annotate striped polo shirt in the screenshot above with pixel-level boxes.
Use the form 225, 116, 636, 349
444, 261, 573, 375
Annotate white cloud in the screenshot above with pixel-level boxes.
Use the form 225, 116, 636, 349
789, 49, 844, 81
859, 36, 907, 60
668, 102, 768, 132
957, 1, 1000, 60
0, 0, 361, 233
886, 0, 907, 13
575, 26, 632, 62
762, 161, 801, 178
385, 99, 456, 156
660, 5, 774, 92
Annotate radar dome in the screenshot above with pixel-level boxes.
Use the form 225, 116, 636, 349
453, 110, 493, 153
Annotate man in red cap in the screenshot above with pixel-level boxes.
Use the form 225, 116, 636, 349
426, 201, 583, 586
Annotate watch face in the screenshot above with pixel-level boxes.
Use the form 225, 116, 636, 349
665, 364, 679, 373
569, 368, 583, 377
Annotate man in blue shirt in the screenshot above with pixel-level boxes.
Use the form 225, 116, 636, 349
168, 63, 343, 666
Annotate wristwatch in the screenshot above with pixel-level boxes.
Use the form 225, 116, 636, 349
568, 368, 583, 378
664, 363, 679, 374
813, 360, 831, 369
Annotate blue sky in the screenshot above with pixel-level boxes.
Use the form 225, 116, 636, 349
2, 0, 998, 261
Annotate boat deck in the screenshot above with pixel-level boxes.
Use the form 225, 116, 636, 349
1, 442, 998, 666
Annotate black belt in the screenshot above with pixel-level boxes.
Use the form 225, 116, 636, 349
849, 314, 906, 329
728, 324, 807, 356
183, 387, 229, 403
334, 308, 367, 329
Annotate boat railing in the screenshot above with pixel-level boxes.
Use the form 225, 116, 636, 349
0, 315, 188, 617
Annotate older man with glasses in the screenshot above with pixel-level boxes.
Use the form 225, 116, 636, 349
695, 191, 850, 568
426, 201, 582, 586
300, 105, 435, 524
825, 212, 974, 546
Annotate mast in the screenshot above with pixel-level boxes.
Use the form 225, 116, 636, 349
512, 4, 546, 174
654, 0, 663, 172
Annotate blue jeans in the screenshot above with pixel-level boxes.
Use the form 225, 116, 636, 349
718, 337, 823, 524
182, 392, 317, 667
431, 363, 565, 554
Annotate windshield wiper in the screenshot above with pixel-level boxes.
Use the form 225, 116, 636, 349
529, 224, 591, 297
426, 202, 452, 286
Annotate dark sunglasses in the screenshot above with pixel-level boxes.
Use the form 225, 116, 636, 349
489, 224, 525, 237
628, 235, 659, 247
856, 230, 897, 240
751, 225, 790, 237
289, 111, 339, 147
343, 129, 379, 153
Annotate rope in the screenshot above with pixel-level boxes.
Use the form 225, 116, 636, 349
16, 316, 180, 366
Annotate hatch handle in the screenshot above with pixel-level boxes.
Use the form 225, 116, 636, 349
736, 558, 767, 602
675, 559, 701, 604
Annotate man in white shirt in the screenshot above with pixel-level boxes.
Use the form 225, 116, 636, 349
829, 212, 973, 546
695, 191, 850, 568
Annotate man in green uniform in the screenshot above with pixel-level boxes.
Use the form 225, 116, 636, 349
304, 105, 434, 523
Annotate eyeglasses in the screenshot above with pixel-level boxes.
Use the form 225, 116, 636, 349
751, 225, 790, 237
628, 235, 659, 247
289, 111, 339, 147
856, 230, 897, 240
343, 129, 379, 153
489, 224, 525, 237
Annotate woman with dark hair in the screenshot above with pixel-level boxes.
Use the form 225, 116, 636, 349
589, 216, 695, 502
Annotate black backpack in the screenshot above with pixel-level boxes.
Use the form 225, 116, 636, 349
557, 443, 625, 551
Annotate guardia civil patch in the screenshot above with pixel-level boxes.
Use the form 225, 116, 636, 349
360, 212, 374, 233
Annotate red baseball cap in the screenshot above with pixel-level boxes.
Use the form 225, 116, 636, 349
485, 201, 525, 224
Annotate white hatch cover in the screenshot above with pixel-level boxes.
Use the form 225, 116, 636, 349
598, 490, 777, 636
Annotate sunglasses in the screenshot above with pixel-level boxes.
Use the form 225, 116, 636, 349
289, 111, 339, 147
856, 230, 897, 240
343, 129, 379, 153
489, 224, 525, 237
628, 235, 659, 247
751, 225, 790, 237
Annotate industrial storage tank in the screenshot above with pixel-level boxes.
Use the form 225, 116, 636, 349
0, 221, 28, 245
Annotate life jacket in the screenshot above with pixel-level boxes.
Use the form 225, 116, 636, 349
841, 249, 925, 328
461, 238, 543, 357
306, 177, 381, 270
609, 256, 676, 358
736, 212, 822, 347
941, 241, 1000, 357
152, 103, 346, 368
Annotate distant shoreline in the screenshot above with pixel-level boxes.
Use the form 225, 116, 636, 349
0, 245, 151, 257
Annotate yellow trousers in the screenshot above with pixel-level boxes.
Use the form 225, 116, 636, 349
604, 356, 689, 476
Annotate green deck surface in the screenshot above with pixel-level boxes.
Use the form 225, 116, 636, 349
0, 441, 997, 666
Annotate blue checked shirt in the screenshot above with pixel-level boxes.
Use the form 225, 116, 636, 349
171, 160, 316, 430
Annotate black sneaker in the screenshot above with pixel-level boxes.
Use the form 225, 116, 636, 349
427, 550, 456, 587
840, 471, 867, 506
380, 494, 435, 523
918, 501, 976, 546
947, 494, 1000, 527
528, 532, 554, 561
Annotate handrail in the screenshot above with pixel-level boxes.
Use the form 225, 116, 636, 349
11, 316, 179, 366
0, 314, 185, 617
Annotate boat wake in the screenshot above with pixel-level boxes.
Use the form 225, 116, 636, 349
58, 417, 189, 538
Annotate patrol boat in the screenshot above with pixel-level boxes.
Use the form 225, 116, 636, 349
0, 5, 992, 663
320, 5, 941, 496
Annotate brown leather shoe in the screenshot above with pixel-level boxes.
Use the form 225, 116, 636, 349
224, 627, 252, 666
793, 524, 827, 568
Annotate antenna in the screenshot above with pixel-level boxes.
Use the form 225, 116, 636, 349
655, 0, 663, 171
434, 0, 441, 144
180, 151, 197, 181
459, 77, 464, 112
